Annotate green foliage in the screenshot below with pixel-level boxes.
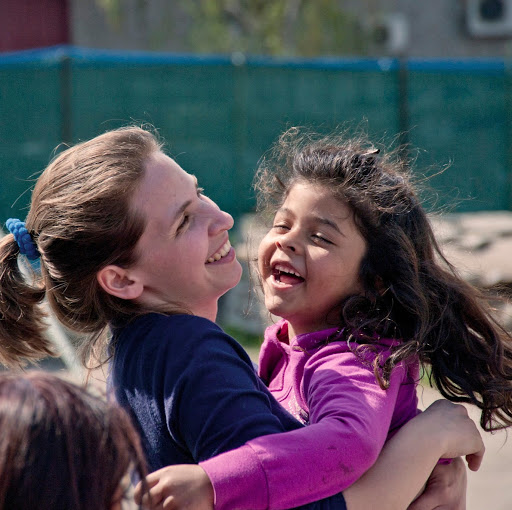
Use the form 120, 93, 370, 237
94, 0, 368, 56
95, 0, 123, 30
181, 0, 367, 56
221, 323, 263, 348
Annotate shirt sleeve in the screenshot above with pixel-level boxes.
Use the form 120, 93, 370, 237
200, 343, 411, 510
165, 326, 297, 462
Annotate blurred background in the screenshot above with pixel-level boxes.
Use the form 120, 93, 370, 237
4, 0, 512, 336
1, 3, 512, 507
2, 0, 512, 222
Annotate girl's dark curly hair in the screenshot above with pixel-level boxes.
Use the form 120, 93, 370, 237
254, 126, 512, 432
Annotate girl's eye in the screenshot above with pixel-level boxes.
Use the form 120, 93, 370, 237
312, 233, 332, 244
197, 187, 205, 197
272, 224, 289, 232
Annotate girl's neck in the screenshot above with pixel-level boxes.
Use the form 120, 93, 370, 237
285, 320, 333, 342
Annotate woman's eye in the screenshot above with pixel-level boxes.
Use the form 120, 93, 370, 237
177, 215, 190, 232
273, 224, 289, 232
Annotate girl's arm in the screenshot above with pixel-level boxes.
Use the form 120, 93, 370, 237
134, 400, 484, 510
198, 344, 412, 509
147, 321, 471, 509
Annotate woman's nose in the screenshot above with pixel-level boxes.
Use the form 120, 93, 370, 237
209, 207, 234, 235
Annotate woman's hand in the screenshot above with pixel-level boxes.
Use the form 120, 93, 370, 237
420, 399, 484, 472
134, 464, 214, 510
408, 457, 467, 510
344, 400, 483, 510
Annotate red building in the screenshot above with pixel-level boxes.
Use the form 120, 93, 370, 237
0, 0, 69, 52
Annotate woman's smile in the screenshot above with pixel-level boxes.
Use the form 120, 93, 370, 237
206, 239, 233, 264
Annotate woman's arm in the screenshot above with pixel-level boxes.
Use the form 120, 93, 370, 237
135, 399, 484, 510
343, 399, 484, 510
408, 458, 467, 510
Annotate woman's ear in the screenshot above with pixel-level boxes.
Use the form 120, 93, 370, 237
96, 265, 143, 300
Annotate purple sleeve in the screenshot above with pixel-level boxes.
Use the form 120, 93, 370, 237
200, 344, 416, 510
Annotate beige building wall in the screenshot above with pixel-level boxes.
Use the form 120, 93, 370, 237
70, 0, 512, 58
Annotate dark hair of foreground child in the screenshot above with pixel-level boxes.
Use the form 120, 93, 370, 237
0, 371, 149, 510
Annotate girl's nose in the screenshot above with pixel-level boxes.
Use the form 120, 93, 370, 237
275, 238, 297, 252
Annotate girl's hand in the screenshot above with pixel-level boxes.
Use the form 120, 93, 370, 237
419, 400, 485, 471
408, 457, 467, 510
134, 464, 214, 510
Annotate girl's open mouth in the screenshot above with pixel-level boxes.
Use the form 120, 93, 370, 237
272, 264, 305, 285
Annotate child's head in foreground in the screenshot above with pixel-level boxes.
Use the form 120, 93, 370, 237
0, 371, 148, 510
254, 127, 512, 431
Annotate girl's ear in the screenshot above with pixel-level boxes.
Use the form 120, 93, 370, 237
96, 265, 143, 300
375, 275, 387, 296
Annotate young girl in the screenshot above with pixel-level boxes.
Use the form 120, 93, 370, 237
254, 127, 512, 432
0, 126, 484, 510
0, 371, 148, 510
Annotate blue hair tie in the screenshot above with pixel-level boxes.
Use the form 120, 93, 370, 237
5, 218, 40, 260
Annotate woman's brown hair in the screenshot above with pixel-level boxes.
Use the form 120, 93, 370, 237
0, 371, 149, 510
254, 126, 512, 431
0, 126, 162, 368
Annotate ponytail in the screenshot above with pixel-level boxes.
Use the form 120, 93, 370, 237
0, 234, 54, 368
0, 126, 162, 369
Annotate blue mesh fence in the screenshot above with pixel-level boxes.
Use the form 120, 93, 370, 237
1, 45, 511, 224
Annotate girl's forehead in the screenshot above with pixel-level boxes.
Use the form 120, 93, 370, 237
281, 182, 354, 220
285, 181, 345, 206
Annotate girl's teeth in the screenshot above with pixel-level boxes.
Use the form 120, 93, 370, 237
274, 264, 301, 277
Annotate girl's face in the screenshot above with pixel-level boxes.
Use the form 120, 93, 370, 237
129, 152, 242, 320
258, 182, 367, 339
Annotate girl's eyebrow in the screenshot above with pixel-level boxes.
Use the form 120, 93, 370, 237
314, 216, 343, 235
277, 207, 344, 236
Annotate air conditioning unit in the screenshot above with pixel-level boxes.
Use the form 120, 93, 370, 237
466, 0, 512, 37
372, 13, 409, 54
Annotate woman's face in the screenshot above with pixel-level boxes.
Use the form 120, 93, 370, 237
129, 151, 242, 320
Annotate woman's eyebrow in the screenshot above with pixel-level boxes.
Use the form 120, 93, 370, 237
171, 200, 192, 225
170, 175, 198, 226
